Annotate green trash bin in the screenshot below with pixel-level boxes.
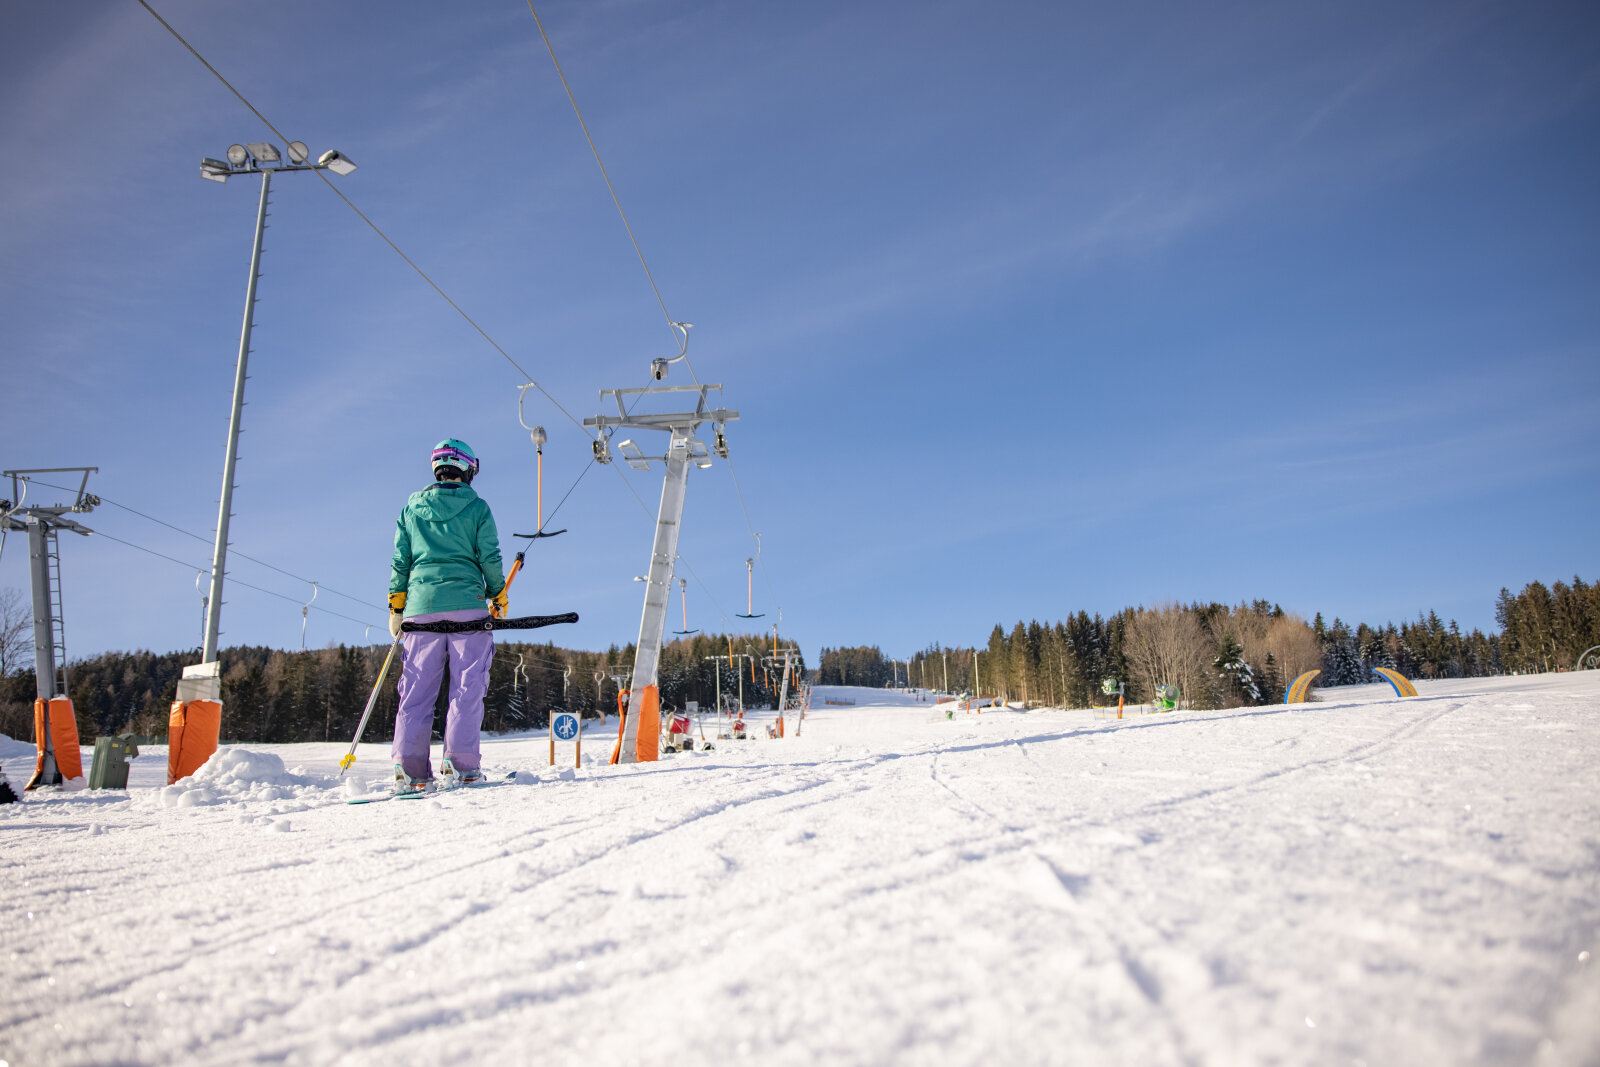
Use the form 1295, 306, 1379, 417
89, 735, 140, 790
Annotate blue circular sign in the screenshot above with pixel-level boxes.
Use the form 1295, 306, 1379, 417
553, 713, 578, 740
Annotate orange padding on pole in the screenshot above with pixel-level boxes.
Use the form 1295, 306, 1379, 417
634, 685, 660, 763
610, 690, 629, 765
168, 699, 222, 784
29, 697, 83, 784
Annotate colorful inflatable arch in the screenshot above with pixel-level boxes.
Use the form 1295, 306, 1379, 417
1372, 666, 1418, 698
1284, 670, 1320, 704
1284, 666, 1418, 703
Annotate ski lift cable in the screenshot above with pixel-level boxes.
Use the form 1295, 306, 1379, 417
139, 0, 712, 569
722, 455, 781, 616
604, 462, 729, 621
674, 557, 730, 629
136, 0, 591, 439
521, 6, 793, 627
158, 0, 756, 630
140, 0, 614, 607
537, 454, 598, 528
127, 2, 763, 647
495, 648, 572, 673
524, 1, 701, 385
0, 477, 21, 564
89, 530, 379, 629
19, 476, 378, 612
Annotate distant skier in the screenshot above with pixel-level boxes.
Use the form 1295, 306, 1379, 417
387, 439, 507, 793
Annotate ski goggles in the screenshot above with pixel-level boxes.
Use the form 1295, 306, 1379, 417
431, 445, 479, 475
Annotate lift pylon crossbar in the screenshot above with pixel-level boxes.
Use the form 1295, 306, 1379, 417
585, 384, 738, 434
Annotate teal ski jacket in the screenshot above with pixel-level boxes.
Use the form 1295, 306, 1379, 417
389, 482, 506, 616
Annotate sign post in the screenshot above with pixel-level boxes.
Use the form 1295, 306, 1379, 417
551, 711, 581, 768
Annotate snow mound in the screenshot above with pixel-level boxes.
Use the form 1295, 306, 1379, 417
152, 747, 321, 809
0, 732, 36, 759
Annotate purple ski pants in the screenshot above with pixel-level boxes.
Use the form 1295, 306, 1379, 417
392, 608, 493, 779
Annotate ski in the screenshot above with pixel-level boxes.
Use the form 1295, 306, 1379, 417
345, 771, 518, 804
401, 612, 578, 635
346, 792, 416, 805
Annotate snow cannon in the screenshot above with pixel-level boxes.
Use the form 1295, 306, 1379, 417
1100, 678, 1126, 719
663, 711, 694, 753
1153, 685, 1178, 712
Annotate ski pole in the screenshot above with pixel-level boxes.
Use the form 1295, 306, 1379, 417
339, 634, 402, 776
503, 552, 524, 597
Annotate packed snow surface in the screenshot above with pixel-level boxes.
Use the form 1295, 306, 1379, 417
3, 673, 1599, 1066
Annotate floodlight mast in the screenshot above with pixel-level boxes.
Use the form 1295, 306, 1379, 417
198, 141, 355, 669
585, 384, 737, 763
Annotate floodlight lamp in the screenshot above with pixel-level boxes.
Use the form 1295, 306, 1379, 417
318, 149, 357, 176
286, 141, 310, 163
247, 142, 281, 163
200, 158, 231, 183
227, 144, 250, 166
618, 439, 651, 471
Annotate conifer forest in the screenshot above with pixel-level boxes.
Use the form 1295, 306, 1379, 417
1, 576, 1595, 744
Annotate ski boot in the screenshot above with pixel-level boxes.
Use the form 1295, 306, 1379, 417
439, 758, 485, 790
392, 762, 431, 797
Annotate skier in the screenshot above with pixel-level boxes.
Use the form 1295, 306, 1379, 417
387, 439, 507, 793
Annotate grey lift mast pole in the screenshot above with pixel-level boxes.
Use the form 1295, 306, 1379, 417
29, 524, 55, 696
3, 468, 98, 785
586, 384, 737, 763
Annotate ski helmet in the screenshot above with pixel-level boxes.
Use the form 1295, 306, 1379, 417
431, 438, 479, 480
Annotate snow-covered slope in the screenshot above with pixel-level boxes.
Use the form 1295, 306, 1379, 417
3, 674, 1598, 1066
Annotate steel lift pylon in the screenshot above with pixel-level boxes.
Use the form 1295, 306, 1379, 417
3, 468, 98, 788
586, 384, 736, 763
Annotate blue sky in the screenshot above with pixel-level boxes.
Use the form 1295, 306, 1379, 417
1, 0, 1596, 666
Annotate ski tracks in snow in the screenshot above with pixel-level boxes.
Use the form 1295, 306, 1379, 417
4, 676, 1600, 1065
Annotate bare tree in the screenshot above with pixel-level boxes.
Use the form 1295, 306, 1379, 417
0, 586, 30, 678
1205, 605, 1321, 702
1124, 603, 1211, 708
1262, 614, 1321, 683
1224, 610, 1320, 683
